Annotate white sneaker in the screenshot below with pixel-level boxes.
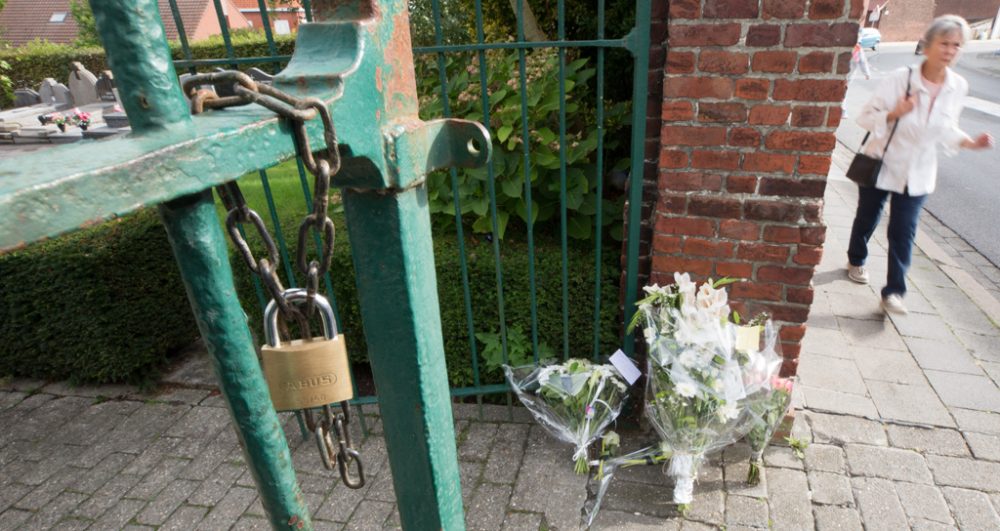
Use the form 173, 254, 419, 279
881, 294, 908, 315
847, 265, 869, 284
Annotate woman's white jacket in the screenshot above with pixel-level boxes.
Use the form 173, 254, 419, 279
856, 64, 971, 196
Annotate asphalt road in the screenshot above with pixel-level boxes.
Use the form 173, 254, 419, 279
839, 41, 1000, 267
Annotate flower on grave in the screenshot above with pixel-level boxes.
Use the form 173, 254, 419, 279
50, 112, 66, 125
72, 108, 92, 127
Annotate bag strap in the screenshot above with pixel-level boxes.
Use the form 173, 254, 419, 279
859, 66, 912, 153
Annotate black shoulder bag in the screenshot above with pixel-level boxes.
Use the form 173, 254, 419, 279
846, 67, 912, 188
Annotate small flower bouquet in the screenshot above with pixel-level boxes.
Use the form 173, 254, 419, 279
632, 273, 756, 507
745, 375, 794, 485
72, 108, 92, 129
49, 112, 67, 131
505, 358, 628, 474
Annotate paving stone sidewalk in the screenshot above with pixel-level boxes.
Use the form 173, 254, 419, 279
3, 167, 1000, 529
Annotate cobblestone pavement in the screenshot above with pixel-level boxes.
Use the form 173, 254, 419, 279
3, 165, 1000, 529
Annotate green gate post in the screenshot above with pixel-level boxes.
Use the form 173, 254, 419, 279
311, 2, 488, 529
90, 1, 312, 528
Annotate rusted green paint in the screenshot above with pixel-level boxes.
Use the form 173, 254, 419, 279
159, 192, 313, 530
0, 19, 486, 252
91, 0, 191, 132
89, 1, 312, 528
322, 3, 477, 528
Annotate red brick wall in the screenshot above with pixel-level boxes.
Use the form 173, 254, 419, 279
651, 0, 862, 376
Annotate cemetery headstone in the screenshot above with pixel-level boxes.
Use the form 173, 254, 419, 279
38, 78, 59, 105
67, 62, 100, 106
52, 84, 74, 109
13, 89, 41, 108
96, 71, 117, 103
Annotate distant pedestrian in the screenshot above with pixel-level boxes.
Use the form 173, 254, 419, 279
850, 42, 872, 80
846, 14, 995, 315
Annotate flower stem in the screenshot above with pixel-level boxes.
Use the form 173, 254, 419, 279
746, 460, 761, 486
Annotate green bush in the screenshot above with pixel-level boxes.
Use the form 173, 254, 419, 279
416, 49, 631, 241
0, 209, 198, 384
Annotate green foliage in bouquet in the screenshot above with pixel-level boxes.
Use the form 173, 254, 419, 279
745, 377, 794, 485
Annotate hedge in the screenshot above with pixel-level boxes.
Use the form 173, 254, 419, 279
0, 209, 198, 384
0, 33, 296, 107
0, 205, 621, 387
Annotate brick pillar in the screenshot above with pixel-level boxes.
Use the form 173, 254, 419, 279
651, 0, 864, 376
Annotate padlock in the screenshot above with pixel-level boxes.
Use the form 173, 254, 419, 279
261, 289, 354, 411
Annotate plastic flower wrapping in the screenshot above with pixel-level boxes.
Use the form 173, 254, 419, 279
585, 440, 673, 527
504, 358, 628, 474
743, 332, 794, 486
635, 273, 783, 506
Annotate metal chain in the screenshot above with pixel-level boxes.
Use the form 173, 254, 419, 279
185, 71, 363, 489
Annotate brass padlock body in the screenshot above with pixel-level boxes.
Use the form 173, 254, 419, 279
262, 335, 354, 411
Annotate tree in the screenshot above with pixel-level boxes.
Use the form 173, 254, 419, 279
507, 0, 547, 41
70, 0, 101, 47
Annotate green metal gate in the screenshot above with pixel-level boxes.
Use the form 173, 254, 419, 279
162, 0, 652, 405
0, 0, 651, 528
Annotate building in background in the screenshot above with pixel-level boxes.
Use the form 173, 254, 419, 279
232, 0, 305, 35
865, 0, 1000, 41
0, 0, 254, 48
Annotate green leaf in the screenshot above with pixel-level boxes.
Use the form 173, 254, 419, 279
472, 215, 493, 234
566, 214, 591, 240
515, 198, 540, 224
489, 88, 508, 106
469, 197, 489, 217
536, 127, 557, 145
497, 125, 513, 143
500, 176, 523, 199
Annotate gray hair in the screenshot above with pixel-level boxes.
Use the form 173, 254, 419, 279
922, 15, 972, 47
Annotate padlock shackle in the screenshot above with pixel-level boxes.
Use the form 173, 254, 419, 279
263, 289, 338, 347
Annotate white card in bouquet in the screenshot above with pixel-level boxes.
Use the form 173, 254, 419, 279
736, 325, 761, 352
609, 349, 641, 385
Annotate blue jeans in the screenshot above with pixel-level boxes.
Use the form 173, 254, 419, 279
847, 186, 927, 298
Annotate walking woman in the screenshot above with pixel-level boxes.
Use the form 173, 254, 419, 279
847, 15, 994, 315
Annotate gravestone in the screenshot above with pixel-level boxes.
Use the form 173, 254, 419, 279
247, 67, 274, 84
103, 113, 130, 129
13, 89, 41, 108
38, 78, 59, 105
96, 71, 117, 103
101, 71, 129, 129
39, 78, 73, 108
52, 84, 74, 108
67, 62, 99, 106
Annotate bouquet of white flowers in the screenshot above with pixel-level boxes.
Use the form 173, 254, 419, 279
632, 273, 764, 508
505, 358, 628, 474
